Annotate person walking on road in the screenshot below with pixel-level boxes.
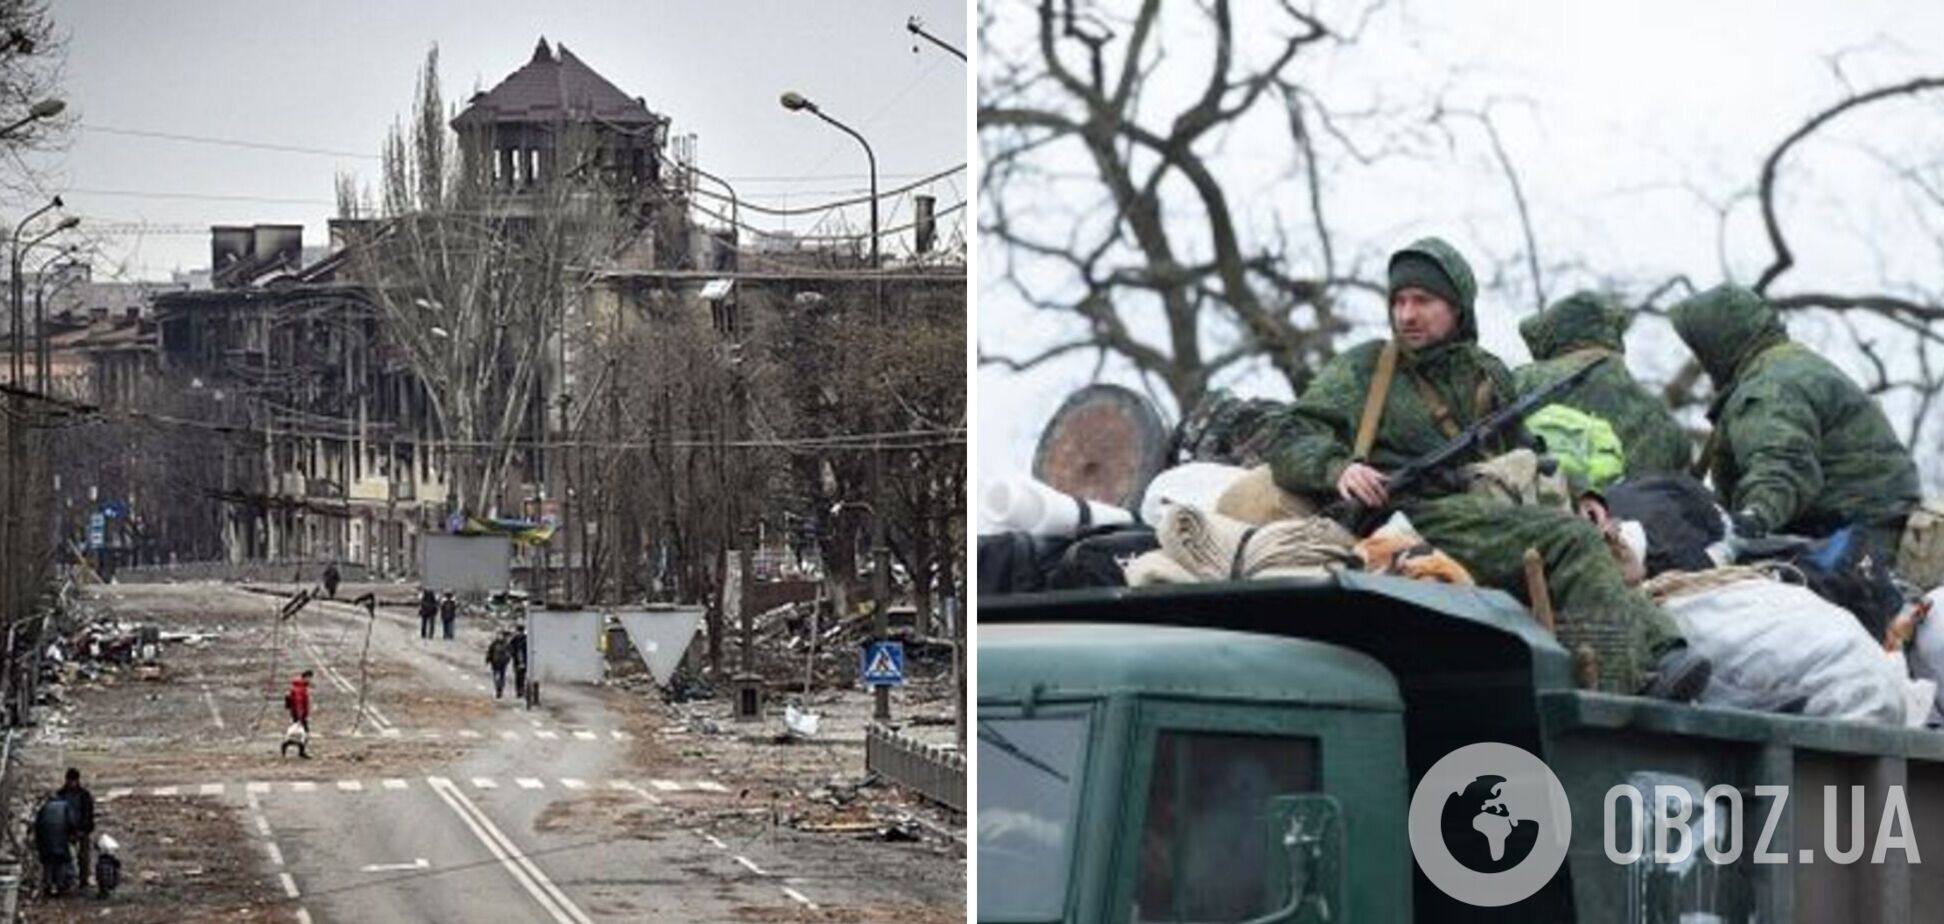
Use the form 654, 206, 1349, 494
282, 670, 313, 759
509, 624, 530, 703
439, 592, 458, 641
321, 562, 341, 600
486, 631, 513, 699
418, 588, 437, 640
32, 786, 77, 896
58, 768, 96, 890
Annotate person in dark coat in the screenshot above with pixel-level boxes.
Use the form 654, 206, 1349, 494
509, 624, 530, 699
321, 562, 340, 600
32, 788, 77, 896
486, 631, 513, 699
58, 768, 96, 889
439, 592, 458, 641
418, 589, 438, 639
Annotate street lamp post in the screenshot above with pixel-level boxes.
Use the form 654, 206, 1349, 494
10, 197, 63, 386
832, 500, 892, 722
785, 92, 893, 723
0, 98, 64, 141
31, 250, 80, 394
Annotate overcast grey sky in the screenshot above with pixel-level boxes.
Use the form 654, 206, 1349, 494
32, 0, 967, 280
978, 0, 1944, 496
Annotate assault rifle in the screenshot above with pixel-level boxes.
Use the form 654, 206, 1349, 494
1328, 355, 1611, 535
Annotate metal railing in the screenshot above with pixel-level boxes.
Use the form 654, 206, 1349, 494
865, 723, 964, 813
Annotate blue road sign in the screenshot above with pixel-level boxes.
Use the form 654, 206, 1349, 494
88, 512, 106, 550
860, 640, 906, 687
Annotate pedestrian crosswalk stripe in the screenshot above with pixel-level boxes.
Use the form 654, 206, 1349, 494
336, 780, 363, 792
421, 730, 442, 739
693, 781, 729, 793
535, 730, 559, 740
611, 730, 632, 740
572, 730, 596, 740
472, 778, 498, 789
515, 778, 544, 789
458, 729, 481, 739
561, 779, 586, 790
382, 778, 408, 790
200, 783, 225, 796
649, 779, 682, 792
247, 782, 270, 794
500, 731, 520, 740
606, 780, 633, 791
378, 728, 401, 738
153, 786, 178, 796
106, 788, 132, 800
291, 781, 317, 793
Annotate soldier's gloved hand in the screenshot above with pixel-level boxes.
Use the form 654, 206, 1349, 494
1730, 509, 1769, 539
1337, 462, 1390, 508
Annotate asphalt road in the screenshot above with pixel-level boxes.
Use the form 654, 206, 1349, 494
108, 586, 837, 923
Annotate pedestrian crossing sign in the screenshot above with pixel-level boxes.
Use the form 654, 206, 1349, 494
860, 641, 906, 687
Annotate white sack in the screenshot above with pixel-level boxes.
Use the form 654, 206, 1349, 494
1139, 463, 1250, 526
1662, 579, 1906, 724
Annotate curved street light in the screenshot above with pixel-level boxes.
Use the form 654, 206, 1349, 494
0, 98, 65, 140
10, 197, 65, 386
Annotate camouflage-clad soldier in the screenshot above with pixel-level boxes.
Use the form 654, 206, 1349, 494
1670, 284, 1919, 551
1271, 237, 1706, 697
1514, 290, 1693, 477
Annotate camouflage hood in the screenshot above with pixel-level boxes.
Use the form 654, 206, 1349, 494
1388, 237, 1479, 352
1669, 284, 1789, 391
1520, 290, 1628, 361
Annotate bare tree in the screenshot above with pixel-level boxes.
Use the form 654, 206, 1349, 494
344, 47, 634, 518
979, 0, 1398, 413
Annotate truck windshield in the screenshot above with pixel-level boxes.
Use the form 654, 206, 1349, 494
978, 714, 1090, 921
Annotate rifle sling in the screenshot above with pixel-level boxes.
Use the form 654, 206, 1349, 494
1353, 341, 1399, 461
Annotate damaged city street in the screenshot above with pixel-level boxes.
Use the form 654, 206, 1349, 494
6, 580, 963, 923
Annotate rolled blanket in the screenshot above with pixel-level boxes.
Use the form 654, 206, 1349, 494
1150, 503, 1358, 581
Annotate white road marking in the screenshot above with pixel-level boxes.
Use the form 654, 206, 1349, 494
105, 788, 132, 800
336, 780, 364, 792
515, 778, 544, 790
735, 855, 769, 876
360, 858, 430, 872
425, 777, 593, 924
501, 731, 521, 741
253, 814, 272, 838
246, 782, 270, 795
152, 786, 178, 796
458, 729, 482, 739
472, 777, 499, 789
610, 730, 632, 740
200, 686, 226, 730
421, 729, 443, 739
571, 730, 596, 741
295, 909, 314, 924
379, 728, 402, 738
782, 887, 818, 910
382, 778, 409, 790
615, 780, 663, 805
560, 778, 586, 790
704, 833, 727, 850
279, 872, 299, 898
266, 841, 285, 866
535, 730, 559, 740
291, 781, 318, 793
200, 783, 225, 796
648, 779, 682, 792
529, 718, 544, 728
693, 781, 730, 793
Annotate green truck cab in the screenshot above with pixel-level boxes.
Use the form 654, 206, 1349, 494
979, 572, 1944, 923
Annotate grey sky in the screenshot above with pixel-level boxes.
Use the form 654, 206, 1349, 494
977, 0, 1944, 495
34, 0, 967, 280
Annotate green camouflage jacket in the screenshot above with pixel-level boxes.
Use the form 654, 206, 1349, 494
1670, 284, 1920, 535
1513, 290, 1693, 477
1271, 238, 1519, 497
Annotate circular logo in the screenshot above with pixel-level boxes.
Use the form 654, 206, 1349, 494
1407, 742, 1572, 907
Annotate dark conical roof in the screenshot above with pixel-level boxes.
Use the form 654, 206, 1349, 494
452, 38, 658, 128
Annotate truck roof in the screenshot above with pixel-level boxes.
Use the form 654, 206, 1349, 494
981, 621, 1402, 711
